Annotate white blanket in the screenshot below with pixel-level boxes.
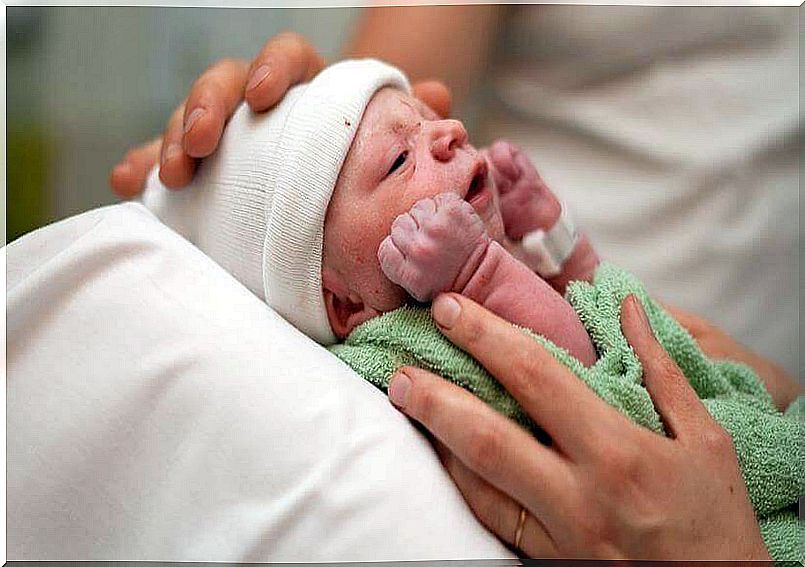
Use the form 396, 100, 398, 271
5, 202, 512, 561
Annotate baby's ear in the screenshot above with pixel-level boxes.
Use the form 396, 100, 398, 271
322, 268, 379, 338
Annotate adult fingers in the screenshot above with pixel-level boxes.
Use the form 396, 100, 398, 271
412, 80, 452, 118
244, 32, 325, 112
158, 101, 197, 189
430, 292, 623, 452
109, 137, 161, 198
620, 294, 707, 438
388, 366, 573, 525
658, 301, 713, 341
182, 58, 250, 158
435, 442, 558, 558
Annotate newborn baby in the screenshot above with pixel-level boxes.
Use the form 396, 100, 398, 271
325, 87, 598, 365
143, 59, 598, 366
140, 61, 805, 561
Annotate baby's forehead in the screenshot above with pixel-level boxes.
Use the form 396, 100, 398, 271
334, 89, 410, 189
345, 89, 403, 149
368, 88, 414, 119
350, 88, 429, 150
363, 87, 439, 127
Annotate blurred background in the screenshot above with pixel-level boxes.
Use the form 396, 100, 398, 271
6, 6, 801, 376
7, 6, 361, 243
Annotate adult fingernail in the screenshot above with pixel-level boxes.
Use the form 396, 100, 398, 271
388, 371, 412, 409
628, 294, 650, 328
433, 294, 461, 329
246, 64, 272, 92
183, 107, 206, 133
162, 143, 182, 164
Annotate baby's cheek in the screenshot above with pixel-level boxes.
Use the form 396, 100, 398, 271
412, 170, 458, 202
359, 262, 409, 313
349, 224, 385, 267
345, 224, 408, 312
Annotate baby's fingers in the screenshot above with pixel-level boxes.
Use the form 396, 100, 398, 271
389, 212, 420, 249
486, 140, 518, 183
378, 236, 406, 278
378, 235, 432, 302
408, 197, 438, 226
433, 191, 466, 209
512, 147, 541, 181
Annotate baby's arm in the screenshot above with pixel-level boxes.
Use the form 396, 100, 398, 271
379, 193, 597, 367
484, 141, 599, 294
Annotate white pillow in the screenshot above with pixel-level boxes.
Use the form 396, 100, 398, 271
6, 202, 513, 561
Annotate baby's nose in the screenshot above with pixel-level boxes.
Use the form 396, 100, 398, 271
428, 119, 468, 162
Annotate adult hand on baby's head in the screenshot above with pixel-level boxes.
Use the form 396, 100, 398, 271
110, 33, 320, 197
386, 293, 771, 559
109, 32, 452, 198
410, 80, 452, 122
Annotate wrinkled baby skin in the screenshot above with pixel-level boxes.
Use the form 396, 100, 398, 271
323, 87, 597, 366
485, 140, 599, 295
379, 192, 597, 366
322, 87, 506, 337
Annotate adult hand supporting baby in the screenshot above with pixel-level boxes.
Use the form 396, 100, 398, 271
387, 293, 772, 559
109, 32, 452, 198
662, 303, 801, 412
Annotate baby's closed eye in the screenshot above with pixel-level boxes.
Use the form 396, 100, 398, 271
386, 151, 408, 177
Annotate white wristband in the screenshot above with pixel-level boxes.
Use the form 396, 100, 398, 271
519, 202, 578, 278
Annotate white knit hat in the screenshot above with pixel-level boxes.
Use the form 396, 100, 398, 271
142, 59, 411, 344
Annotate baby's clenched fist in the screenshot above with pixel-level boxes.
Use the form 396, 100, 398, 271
378, 193, 490, 303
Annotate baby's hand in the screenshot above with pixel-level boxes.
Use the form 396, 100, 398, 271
378, 193, 490, 303
483, 140, 599, 289
483, 140, 561, 241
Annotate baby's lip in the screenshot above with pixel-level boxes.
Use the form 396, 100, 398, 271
462, 158, 490, 204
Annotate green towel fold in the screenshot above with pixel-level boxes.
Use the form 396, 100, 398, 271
330, 262, 804, 561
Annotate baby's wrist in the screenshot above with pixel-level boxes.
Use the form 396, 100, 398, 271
546, 233, 599, 294
451, 236, 492, 294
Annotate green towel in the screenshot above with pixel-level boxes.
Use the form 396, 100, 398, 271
330, 262, 804, 561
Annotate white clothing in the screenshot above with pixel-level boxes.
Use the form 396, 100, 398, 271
483, 6, 800, 375
143, 59, 410, 346
6, 202, 512, 561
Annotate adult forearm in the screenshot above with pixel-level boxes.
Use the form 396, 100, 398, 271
345, 5, 501, 106
663, 303, 802, 411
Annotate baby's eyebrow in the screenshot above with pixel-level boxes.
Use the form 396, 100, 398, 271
399, 97, 425, 118
406, 96, 434, 118
390, 120, 407, 134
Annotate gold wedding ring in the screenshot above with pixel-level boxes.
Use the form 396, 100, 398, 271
514, 506, 527, 550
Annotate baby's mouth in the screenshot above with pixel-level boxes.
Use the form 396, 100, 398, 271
464, 160, 491, 211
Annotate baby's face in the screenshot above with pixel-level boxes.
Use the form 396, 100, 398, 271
323, 87, 505, 327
